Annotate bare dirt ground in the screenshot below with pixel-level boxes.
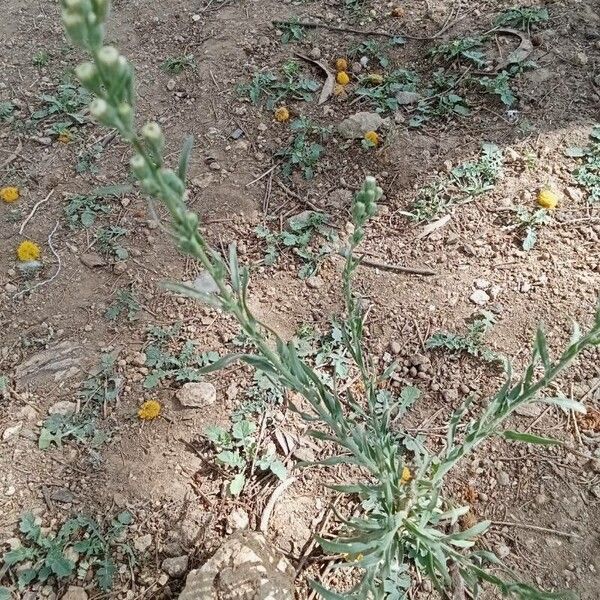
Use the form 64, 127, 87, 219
1, 0, 599, 598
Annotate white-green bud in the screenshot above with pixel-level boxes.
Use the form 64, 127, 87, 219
117, 103, 133, 130
142, 122, 163, 144
91, 0, 109, 20
160, 168, 185, 195
62, 11, 86, 45
97, 45, 119, 70
130, 154, 150, 179
90, 98, 116, 126
63, 0, 84, 12
75, 61, 98, 87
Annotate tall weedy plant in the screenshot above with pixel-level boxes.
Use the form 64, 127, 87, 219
60, 1, 599, 598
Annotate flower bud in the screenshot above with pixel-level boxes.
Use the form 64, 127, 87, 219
117, 102, 133, 131
91, 0, 109, 20
142, 122, 165, 164
97, 45, 119, 70
62, 12, 86, 46
186, 211, 199, 230
159, 168, 185, 195
63, 0, 84, 12
75, 61, 99, 89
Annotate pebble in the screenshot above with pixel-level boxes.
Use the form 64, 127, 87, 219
4, 283, 17, 294
306, 276, 324, 289
337, 111, 385, 139
5, 485, 16, 496
50, 487, 74, 504
469, 289, 490, 306
473, 278, 491, 290
389, 341, 401, 354
134, 533, 153, 553
227, 508, 249, 532
497, 471, 510, 486
309, 47, 321, 60
48, 400, 77, 416
80, 253, 106, 268
495, 543, 511, 559
176, 382, 217, 407
113, 261, 127, 275
161, 555, 189, 578
574, 52, 588, 66
2, 422, 23, 442
166, 79, 176, 91
61, 586, 88, 600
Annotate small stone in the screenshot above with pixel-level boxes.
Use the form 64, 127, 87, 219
469, 289, 490, 306
2, 422, 23, 442
227, 508, 249, 531
62, 586, 87, 600
113, 261, 127, 275
80, 253, 106, 268
131, 352, 146, 368
4, 283, 17, 294
176, 382, 217, 408
191, 13, 200, 21
473, 278, 491, 290
351, 61, 362, 74
395, 91, 421, 105
497, 471, 510, 486
50, 487, 75, 504
574, 52, 588, 66
389, 341, 402, 354
5, 485, 16, 496
535, 493, 548, 505
158, 573, 169, 586
230, 128, 244, 140
309, 47, 321, 60
588, 458, 600, 474
166, 79, 176, 91
209, 162, 222, 171
495, 543, 511, 559
515, 404, 543, 418
162, 555, 189, 578
306, 276, 323, 289
134, 533, 153, 553
48, 400, 77, 416
565, 186, 583, 202
257, 123, 268, 132
337, 111, 384, 140
192, 173, 214, 189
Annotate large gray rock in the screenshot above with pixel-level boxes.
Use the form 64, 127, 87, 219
337, 111, 384, 139
179, 531, 294, 600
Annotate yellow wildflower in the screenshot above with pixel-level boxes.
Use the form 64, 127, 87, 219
537, 188, 558, 210
57, 131, 72, 144
364, 130, 380, 146
1, 186, 20, 203
335, 58, 348, 72
274, 107, 290, 122
16, 240, 41, 262
401, 466, 412, 483
336, 71, 350, 86
138, 399, 161, 420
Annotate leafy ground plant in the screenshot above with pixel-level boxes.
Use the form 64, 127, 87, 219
410, 143, 503, 221
478, 71, 517, 107
513, 206, 551, 250
60, 3, 600, 597
64, 184, 129, 228
161, 54, 195, 74
1, 511, 135, 592
105, 287, 140, 322
426, 311, 499, 362
205, 418, 287, 495
94, 225, 129, 260
355, 69, 419, 113
494, 6, 549, 30
349, 38, 404, 69
429, 37, 487, 67
279, 19, 307, 44
31, 80, 91, 130
565, 125, 600, 202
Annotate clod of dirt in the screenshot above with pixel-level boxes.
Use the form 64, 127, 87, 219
48, 400, 77, 416
176, 382, 217, 407
15, 341, 83, 390
337, 111, 385, 139
395, 91, 421, 105
79, 252, 107, 268
179, 530, 294, 600
162, 555, 189, 578
61, 586, 88, 600
469, 289, 490, 306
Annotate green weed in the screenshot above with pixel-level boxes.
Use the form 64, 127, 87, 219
94, 225, 129, 260
1, 511, 135, 592
0, 101, 15, 121
161, 54, 195, 74
33, 51, 50, 67
31, 80, 90, 127
349, 38, 404, 69
205, 417, 287, 495
355, 69, 419, 113
565, 125, 600, 202
514, 206, 551, 251
76, 142, 104, 174
430, 37, 487, 67
478, 71, 517, 107
427, 311, 499, 362
279, 19, 307, 44
241, 61, 319, 110
494, 6, 549, 30
105, 288, 140, 322
64, 185, 129, 228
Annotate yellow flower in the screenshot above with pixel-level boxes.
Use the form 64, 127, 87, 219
336, 71, 350, 86
537, 188, 558, 210
274, 107, 290, 122
16, 240, 41, 262
57, 131, 72, 144
401, 466, 412, 483
364, 130, 380, 146
138, 399, 161, 420
335, 58, 348, 72
1, 186, 20, 203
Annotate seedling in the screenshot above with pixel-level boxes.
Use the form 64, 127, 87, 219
478, 71, 517, 107
76, 142, 104, 174
143, 325, 219, 389
427, 311, 500, 362
355, 69, 420, 113
33, 51, 50, 67
233, 371, 285, 421
161, 54, 195, 74
205, 417, 287, 495
79, 353, 121, 409
279, 19, 307, 44
94, 225, 129, 260
1, 511, 135, 592
565, 125, 600, 202
494, 6, 549, 30
276, 116, 330, 180
430, 37, 487, 67
241, 60, 319, 109
410, 144, 503, 221
64, 185, 129, 228
38, 412, 107, 450
31, 80, 90, 127
513, 206, 551, 250
349, 38, 404, 69
105, 288, 141, 322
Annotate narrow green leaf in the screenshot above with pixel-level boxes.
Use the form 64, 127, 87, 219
177, 135, 194, 181
229, 472, 246, 496
502, 430, 560, 446
535, 326, 550, 371
541, 395, 586, 414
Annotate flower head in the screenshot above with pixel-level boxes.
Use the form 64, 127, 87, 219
274, 106, 290, 122
1, 186, 20, 203
401, 466, 412, 483
138, 399, 161, 420
16, 240, 41, 262
58, 131, 72, 144
335, 58, 348, 71
336, 71, 350, 86
363, 130, 380, 147
537, 188, 558, 210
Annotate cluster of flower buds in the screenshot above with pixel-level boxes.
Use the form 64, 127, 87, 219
61, 0, 108, 51
350, 176, 382, 247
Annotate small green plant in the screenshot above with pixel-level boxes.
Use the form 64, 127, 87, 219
31, 80, 91, 127
161, 54, 195, 74
79, 353, 121, 408
242, 61, 319, 109
494, 6, 549, 30
355, 69, 419, 113
349, 38, 404, 69
513, 206, 551, 251
410, 143, 503, 221
1, 511, 135, 592
430, 37, 487, 67
60, 4, 600, 597
279, 19, 307, 43
205, 418, 287, 495
427, 311, 499, 362
0, 101, 14, 121
94, 225, 129, 260
76, 142, 104, 174
232, 371, 285, 420
478, 71, 517, 107
143, 324, 219, 388
38, 412, 107, 449
276, 116, 330, 179
565, 125, 600, 202
64, 184, 128, 228
255, 209, 337, 277
33, 50, 50, 67
105, 287, 140, 321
